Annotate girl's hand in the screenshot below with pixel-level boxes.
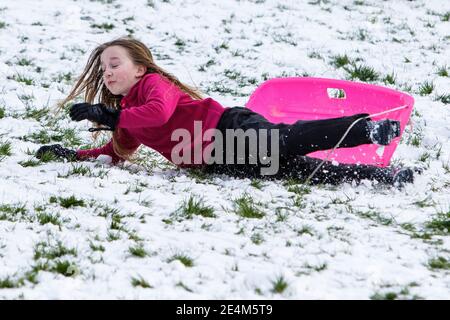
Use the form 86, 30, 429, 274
35, 144, 78, 161
70, 103, 121, 131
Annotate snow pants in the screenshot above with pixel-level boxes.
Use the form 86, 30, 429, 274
203, 107, 394, 185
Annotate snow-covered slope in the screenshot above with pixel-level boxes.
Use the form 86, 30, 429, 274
0, 0, 449, 299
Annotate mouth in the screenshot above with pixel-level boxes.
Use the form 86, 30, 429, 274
107, 80, 116, 86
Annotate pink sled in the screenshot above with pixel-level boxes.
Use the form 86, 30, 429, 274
245, 77, 414, 167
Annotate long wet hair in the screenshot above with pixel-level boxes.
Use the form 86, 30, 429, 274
59, 37, 203, 161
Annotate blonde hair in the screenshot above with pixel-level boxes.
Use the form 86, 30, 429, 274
59, 37, 203, 161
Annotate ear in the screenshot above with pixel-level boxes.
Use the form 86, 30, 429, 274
136, 65, 146, 78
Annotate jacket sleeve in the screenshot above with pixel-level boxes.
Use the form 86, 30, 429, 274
117, 74, 181, 128
76, 129, 141, 164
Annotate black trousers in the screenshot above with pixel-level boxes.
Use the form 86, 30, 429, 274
203, 107, 394, 185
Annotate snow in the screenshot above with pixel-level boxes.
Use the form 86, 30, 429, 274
0, 0, 449, 299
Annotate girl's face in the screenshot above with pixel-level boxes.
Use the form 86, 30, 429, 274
100, 45, 146, 96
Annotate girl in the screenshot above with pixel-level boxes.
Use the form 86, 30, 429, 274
36, 37, 414, 186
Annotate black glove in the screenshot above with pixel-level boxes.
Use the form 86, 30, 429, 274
70, 103, 121, 131
35, 144, 77, 161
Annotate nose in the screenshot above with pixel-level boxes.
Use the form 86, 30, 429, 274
103, 69, 113, 78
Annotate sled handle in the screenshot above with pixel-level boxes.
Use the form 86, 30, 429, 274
327, 88, 347, 99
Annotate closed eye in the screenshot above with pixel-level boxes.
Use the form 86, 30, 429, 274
101, 65, 119, 73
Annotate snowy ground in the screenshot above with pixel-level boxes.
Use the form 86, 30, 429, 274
0, 0, 449, 299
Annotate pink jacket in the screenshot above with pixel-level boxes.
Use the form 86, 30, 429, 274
76, 73, 226, 166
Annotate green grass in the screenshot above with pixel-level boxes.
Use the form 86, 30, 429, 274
406, 125, 424, 147
129, 244, 148, 258
198, 58, 216, 72
52, 260, 79, 277
174, 37, 186, 51
10, 74, 34, 85
0, 106, 5, 119
371, 292, 398, 300
175, 195, 215, 219
131, 276, 153, 288
176, 281, 193, 292
69, 164, 92, 176
251, 232, 264, 245
275, 207, 288, 222
33, 241, 77, 260
419, 151, 431, 163
330, 54, 351, 68
435, 94, 450, 104
36, 212, 62, 227
124, 181, 149, 194
233, 195, 265, 219
31, 149, 60, 164
307, 50, 322, 59
293, 195, 307, 208
442, 161, 450, 174
418, 81, 434, 96
23, 130, 62, 144
412, 196, 435, 208
205, 80, 247, 97
286, 183, 311, 196
19, 158, 42, 167
17, 94, 35, 107
411, 231, 434, 241
90, 0, 116, 4
58, 164, 92, 178
0, 203, 27, 221
213, 41, 229, 53
127, 230, 142, 242
91, 23, 115, 31
50, 195, 85, 208
89, 241, 105, 252
296, 225, 315, 237
23, 269, 39, 285
401, 82, 412, 93
271, 31, 297, 46
223, 69, 258, 88
271, 275, 288, 294
425, 210, 449, 235
344, 63, 379, 82
110, 212, 124, 231
354, 28, 369, 41
250, 179, 263, 190
383, 72, 396, 85
436, 65, 448, 77
51, 72, 73, 83
304, 262, 327, 272
60, 128, 82, 146
410, 136, 421, 147
24, 106, 49, 122
107, 231, 121, 241
428, 257, 450, 270
355, 210, 394, 226
0, 276, 24, 289
168, 254, 194, 267
17, 57, 33, 66
95, 204, 121, 218
0, 140, 12, 161
22, 128, 81, 146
